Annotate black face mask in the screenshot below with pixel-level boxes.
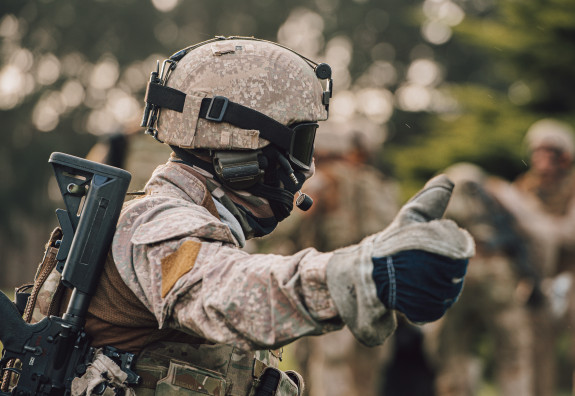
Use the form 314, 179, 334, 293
247, 146, 310, 222
170, 145, 310, 223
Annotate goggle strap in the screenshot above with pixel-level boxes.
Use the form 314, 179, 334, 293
198, 96, 294, 152
144, 80, 296, 152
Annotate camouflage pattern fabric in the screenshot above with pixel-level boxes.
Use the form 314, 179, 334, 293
112, 160, 347, 352
501, 168, 575, 395
513, 169, 575, 217
158, 38, 328, 150
133, 342, 287, 396
155, 360, 227, 395
30, 267, 62, 323
109, 159, 403, 395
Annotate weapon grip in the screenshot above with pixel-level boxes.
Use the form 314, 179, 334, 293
0, 291, 46, 354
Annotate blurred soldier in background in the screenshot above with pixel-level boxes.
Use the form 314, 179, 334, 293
501, 119, 575, 395
288, 118, 398, 396
515, 119, 575, 220
86, 125, 172, 192
517, 119, 575, 396
424, 163, 537, 396
254, 117, 399, 254
486, 118, 575, 395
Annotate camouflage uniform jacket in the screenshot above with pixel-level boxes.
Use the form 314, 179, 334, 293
112, 161, 345, 351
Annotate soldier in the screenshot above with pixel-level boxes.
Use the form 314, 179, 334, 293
425, 163, 536, 396
24, 37, 474, 395
494, 119, 575, 395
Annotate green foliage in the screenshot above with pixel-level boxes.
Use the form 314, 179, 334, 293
388, 85, 535, 197
453, 0, 575, 112
387, 0, 575, 198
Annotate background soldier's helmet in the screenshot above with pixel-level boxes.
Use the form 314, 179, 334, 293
142, 37, 331, 152
314, 117, 386, 158
525, 118, 575, 156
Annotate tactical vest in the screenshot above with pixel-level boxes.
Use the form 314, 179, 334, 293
16, 228, 304, 396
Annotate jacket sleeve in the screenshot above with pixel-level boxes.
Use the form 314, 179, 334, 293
112, 204, 347, 350
170, 242, 344, 350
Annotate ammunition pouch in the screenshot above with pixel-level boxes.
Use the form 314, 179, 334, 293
131, 342, 302, 396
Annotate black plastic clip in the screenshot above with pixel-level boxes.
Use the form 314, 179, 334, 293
206, 96, 229, 122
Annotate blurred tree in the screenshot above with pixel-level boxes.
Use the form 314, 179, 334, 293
386, 0, 575, 197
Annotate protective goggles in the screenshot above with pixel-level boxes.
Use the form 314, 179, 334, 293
288, 122, 318, 170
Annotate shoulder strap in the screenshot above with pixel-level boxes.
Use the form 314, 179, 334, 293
22, 227, 65, 323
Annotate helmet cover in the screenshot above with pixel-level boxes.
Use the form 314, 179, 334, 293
156, 38, 329, 150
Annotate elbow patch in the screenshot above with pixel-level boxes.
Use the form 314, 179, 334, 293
161, 240, 202, 297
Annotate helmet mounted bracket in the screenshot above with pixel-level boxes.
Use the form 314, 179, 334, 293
140, 58, 178, 142
213, 150, 265, 190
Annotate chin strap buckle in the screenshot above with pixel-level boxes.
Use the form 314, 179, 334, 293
213, 151, 264, 190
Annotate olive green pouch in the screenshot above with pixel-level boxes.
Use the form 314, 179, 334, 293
155, 360, 227, 396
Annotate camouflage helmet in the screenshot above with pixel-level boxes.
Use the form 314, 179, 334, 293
525, 118, 575, 157
141, 36, 332, 161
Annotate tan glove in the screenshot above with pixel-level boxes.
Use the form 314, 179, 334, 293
326, 174, 475, 346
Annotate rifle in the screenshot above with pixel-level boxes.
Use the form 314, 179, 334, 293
0, 153, 132, 395
463, 180, 544, 307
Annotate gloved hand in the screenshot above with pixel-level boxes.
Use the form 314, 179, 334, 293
372, 250, 468, 324
326, 175, 475, 346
